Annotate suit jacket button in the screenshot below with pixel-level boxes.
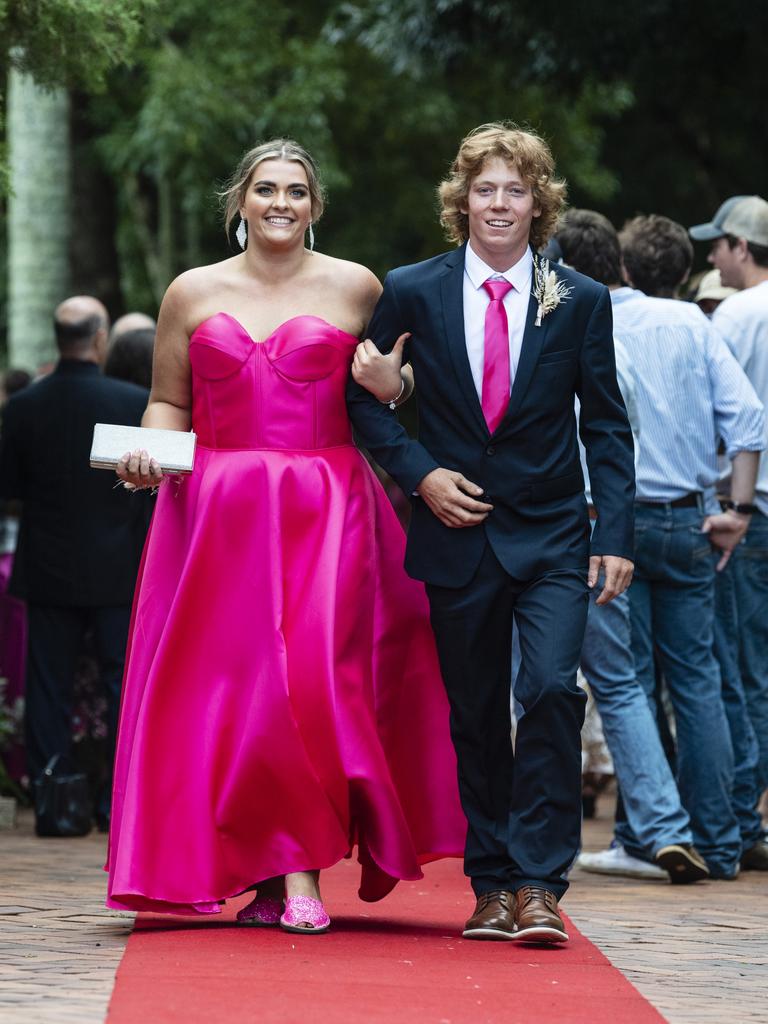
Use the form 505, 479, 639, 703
486, 445, 496, 456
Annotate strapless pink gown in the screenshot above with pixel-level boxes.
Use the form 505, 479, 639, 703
106, 313, 464, 914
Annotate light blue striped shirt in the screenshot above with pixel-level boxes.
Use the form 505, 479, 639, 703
610, 287, 765, 506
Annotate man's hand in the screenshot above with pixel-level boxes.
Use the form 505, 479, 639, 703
417, 468, 493, 528
702, 510, 750, 571
588, 555, 634, 605
351, 333, 410, 402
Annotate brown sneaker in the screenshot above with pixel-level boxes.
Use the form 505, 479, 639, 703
655, 843, 710, 883
513, 885, 568, 943
462, 890, 516, 940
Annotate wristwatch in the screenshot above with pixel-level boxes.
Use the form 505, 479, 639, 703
724, 500, 757, 515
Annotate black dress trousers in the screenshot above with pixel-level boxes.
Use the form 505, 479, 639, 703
426, 543, 588, 899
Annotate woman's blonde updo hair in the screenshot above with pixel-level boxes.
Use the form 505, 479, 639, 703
220, 138, 326, 237
438, 122, 567, 251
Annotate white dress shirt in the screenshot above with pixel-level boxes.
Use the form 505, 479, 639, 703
463, 243, 533, 400
713, 281, 768, 516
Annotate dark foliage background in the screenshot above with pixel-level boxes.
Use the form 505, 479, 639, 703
1, 0, 766, 346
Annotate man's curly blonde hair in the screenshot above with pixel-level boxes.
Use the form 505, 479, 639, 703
438, 123, 567, 251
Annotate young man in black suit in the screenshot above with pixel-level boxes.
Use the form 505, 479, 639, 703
348, 124, 635, 942
0, 296, 149, 830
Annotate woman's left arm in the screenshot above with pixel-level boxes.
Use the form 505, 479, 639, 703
352, 334, 413, 405
349, 265, 414, 405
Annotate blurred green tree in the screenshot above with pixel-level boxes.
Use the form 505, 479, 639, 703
89, 0, 345, 309
1, 0, 157, 367
2, 0, 766, 366
86, 0, 632, 311
0, 0, 154, 91
340, 0, 768, 230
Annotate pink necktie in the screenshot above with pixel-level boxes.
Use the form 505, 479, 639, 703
481, 279, 513, 433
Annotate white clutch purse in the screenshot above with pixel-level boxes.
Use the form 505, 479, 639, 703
90, 424, 197, 474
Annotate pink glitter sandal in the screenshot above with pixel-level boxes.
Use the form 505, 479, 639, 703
279, 894, 331, 934
236, 893, 283, 927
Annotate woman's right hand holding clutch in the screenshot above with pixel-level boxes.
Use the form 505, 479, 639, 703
117, 449, 164, 491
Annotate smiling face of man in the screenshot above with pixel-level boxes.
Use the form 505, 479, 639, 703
461, 157, 541, 270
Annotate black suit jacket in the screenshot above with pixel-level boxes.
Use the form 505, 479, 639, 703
347, 244, 635, 587
0, 360, 149, 605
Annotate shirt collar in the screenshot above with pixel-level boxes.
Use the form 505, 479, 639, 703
465, 242, 533, 293
610, 286, 643, 305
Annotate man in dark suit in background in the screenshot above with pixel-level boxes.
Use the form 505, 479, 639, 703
0, 296, 149, 830
348, 124, 635, 942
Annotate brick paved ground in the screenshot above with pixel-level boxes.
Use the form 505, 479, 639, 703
1, 804, 766, 1023
569, 814, 768, 1024
0, 810, 132, 1024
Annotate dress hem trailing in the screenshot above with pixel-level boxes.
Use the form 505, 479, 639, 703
106, 844, 464, 916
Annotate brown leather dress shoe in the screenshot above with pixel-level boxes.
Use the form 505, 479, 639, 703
462, 889, 516, 940
513, 885, 568, 943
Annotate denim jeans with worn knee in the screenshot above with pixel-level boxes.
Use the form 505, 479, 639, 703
581, 580, 692, 859
732, 510, 768, 792
628, 504, 740, 877
713, 559, 764, 851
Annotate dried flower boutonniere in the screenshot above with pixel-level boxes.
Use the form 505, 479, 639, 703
532, 254, 573, 327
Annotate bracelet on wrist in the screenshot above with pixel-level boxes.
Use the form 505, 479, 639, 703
381, 379, 405, 410
724, 500, 756, 515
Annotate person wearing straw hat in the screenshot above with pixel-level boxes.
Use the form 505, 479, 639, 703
694, 268, 737, 318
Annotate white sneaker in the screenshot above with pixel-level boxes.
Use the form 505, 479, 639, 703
576, 844, 666, 880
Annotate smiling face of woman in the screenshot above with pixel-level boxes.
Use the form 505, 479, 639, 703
240, 159, 313, 251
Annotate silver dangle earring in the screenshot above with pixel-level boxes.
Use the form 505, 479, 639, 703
308, 223, 315, 251
236, 217, 247, 250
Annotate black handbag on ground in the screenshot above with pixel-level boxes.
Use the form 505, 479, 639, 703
33, 754, 92, 837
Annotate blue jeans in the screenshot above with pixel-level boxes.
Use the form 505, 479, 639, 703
628, 504, 740, 877
732, 511, 768, 792
713, 559, 764, 850
581, 583, 692, 858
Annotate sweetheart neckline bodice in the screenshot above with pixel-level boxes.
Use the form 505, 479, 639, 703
190, 311, 360, 347
188, 309, 358, 451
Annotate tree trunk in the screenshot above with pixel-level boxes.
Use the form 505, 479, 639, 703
7, 64, 71, 371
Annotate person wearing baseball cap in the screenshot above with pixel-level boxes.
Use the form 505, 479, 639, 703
690, 195, 768, 291
690, 196, 768, 871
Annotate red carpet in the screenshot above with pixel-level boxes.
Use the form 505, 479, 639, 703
106, 858, 666, 1024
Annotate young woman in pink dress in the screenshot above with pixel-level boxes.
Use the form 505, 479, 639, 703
108, 139, 464, 933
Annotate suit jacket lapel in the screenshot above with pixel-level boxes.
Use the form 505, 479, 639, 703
494, 287, 550, 436
440, 244, 489, 438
